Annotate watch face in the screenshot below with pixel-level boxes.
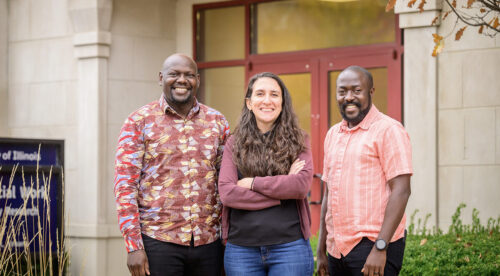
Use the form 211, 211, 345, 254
375, 239, 387, 250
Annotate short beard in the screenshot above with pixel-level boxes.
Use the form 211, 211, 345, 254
171, 94, 193, 105
339, 97, 372, 126
167, 89, 194, 105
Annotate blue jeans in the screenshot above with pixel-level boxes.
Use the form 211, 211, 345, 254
224, 238, 314, 276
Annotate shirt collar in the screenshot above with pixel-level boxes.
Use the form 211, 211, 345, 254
158, 95, 200, 118
339, 104, 380, 132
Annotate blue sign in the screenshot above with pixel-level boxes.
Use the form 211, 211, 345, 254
0, 138, 63, 253
0, 143, 60, 167
0, 172, 59, 252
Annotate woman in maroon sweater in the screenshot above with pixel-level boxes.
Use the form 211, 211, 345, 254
218, 72, 314, 276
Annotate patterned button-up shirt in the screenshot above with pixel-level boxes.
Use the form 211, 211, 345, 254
322, 105, 412, 258
114, 95, 230, 252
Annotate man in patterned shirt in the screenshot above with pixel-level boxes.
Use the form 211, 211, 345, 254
316, 66, 412, 276
114, 53, 230, 276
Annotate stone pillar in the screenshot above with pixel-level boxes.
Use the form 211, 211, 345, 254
395, 0, 442, 229
68, 0, 113, 275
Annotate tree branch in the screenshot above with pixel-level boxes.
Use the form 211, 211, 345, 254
444, 0, 499, 33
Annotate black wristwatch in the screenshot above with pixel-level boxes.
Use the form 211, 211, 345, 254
375, 239, 388, 250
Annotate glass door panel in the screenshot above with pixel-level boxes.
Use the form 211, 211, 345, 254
252, 0, 395, 54
328, 67, 388, 127
278, 73, 311, 135
196, 6, 245, 62
199, 66, 245, 131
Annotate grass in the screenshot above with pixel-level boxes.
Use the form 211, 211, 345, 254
0, 148, 69, 276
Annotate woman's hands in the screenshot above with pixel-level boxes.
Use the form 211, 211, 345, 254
236, 159, 305, 190
237, 177, 253, 189
288, 159, 305, 175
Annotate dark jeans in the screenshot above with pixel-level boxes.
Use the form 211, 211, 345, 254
142, 234, 223, 276
327, 236, 406, 276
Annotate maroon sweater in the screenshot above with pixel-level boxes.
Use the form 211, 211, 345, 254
218, 135, 313, 241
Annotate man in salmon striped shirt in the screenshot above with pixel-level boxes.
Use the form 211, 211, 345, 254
316, 66, 412, 276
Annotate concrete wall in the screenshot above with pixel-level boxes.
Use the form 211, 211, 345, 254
436, 2, 500, 228
397, 0, 500, 231
0, 0, 7, 136
7, 0, 79, 240
396, 1, 441, 229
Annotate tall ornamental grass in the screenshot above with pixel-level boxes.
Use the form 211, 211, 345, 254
0, 159, 69, 275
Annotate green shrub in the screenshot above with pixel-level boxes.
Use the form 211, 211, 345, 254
310, 204, 500, 275
401, 205, 500, 276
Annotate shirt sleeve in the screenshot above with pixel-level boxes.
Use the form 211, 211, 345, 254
379, 123, 413, 181
321, 127, 334, 183
251, 137, 313, 200
218, 137, 281, 210
215, 116, 231, 174
114, 115, 145, 253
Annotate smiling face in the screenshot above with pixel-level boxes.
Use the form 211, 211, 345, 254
246, 77, 283, 133
336, 69, 374, 128
159, 54, 200, 114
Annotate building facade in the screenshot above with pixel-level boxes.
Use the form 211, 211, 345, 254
0, 0, 498, 275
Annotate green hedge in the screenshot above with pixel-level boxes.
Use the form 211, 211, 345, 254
311, 204, 500, 275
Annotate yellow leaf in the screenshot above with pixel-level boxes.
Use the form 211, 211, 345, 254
443, 11, 451, 20
455, 26, 467, 40
467, 0, 475, 8
464, 256, 470, 263
408, 0, 417, 8
432, 33, 444, 56
420, 238, 428, 246
418, 0, 427, 12
431, 16, 439, 25
478, 25, 484, 34
493, 17, 500, 29
386, 0, 397, 12
452, 0, 457, 8
432, 33, 443, 43
480, 8, 486, 13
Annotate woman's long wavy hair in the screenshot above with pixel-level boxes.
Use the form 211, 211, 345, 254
232, 72, 305, 177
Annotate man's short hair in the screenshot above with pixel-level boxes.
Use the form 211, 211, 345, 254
342, 65, 374, 89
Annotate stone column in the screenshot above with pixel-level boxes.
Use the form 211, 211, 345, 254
68, 0, 113, 275
395, 0, 442, 229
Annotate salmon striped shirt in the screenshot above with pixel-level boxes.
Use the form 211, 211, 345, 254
322, 105, 412, 258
